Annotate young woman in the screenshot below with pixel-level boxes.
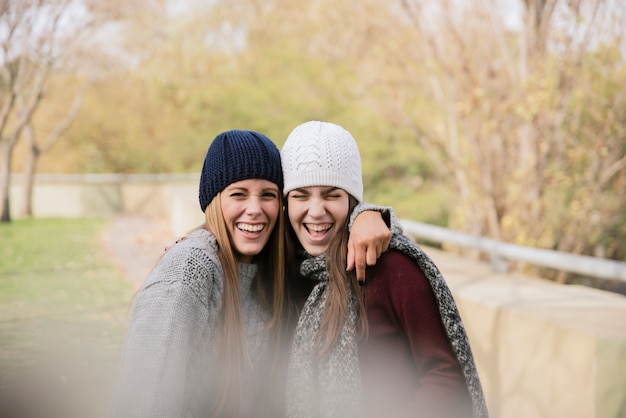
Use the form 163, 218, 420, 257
109, 129, 391, 418
109, 130, 288, 418
281, 121, 489, 418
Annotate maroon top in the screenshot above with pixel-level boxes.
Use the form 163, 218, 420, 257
360, 250, 472, 418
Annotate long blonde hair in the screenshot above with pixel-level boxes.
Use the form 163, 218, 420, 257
204, 192, 286, 417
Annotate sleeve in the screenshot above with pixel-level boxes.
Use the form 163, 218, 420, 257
381, 251, 469, 418
109, 249, 216, 418
349, 201, 404, 235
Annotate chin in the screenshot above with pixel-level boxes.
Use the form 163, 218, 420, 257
303, 246, 325, 256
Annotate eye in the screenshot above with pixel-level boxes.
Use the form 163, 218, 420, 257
229, 192, 247, 199
323, 192, 343, 200
261, 191, 279, 200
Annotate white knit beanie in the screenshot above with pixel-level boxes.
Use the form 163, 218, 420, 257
281, 121, 363, 202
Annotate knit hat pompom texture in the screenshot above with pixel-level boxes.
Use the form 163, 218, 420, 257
281, 121, 363, 202
199, 130, 283, 212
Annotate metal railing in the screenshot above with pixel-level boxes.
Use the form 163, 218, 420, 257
400, 219, 626, 282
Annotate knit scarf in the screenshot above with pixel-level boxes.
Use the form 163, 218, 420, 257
386, 234, 489, 418
286, 235, 490, 418
285, 255, 363, 418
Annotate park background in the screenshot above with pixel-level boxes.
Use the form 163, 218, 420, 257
1, 0, 626, 417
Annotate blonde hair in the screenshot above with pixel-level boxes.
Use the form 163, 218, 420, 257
204, 192, 286, 417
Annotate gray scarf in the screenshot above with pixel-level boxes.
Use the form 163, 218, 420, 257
285, 255, 362, 418
386, 234, 489, 417
286, 235, 489, 418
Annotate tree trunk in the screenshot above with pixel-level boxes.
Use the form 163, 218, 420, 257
19, 95, 82, 218
20, 125, 38, 217
0, 141, 14, 223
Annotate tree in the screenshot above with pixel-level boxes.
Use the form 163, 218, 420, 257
0, 0, 117, 221
376, 0, 626, 272
19, 91, 82, 216
0, 0, 75, 222
1, 4, 45, 222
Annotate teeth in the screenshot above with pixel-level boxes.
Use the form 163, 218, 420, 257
238, 223, 263, 232
306, 223, 331, 232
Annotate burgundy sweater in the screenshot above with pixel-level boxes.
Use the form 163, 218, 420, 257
360, 249, 472, 418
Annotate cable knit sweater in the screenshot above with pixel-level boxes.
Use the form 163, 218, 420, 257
109, 229, 272, 418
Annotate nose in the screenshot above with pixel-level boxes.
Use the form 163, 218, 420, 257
308, 197, 326, 217
245, 196, 263, 216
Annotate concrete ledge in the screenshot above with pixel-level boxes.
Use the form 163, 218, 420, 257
9, 177, 203, 234
425, 246, 626, 418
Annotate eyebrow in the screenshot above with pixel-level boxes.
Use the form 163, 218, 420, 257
291, 187, 340, 194
227, 186, 279, 192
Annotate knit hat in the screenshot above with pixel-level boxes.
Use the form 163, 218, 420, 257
199, 130, 283, 212
281, 121, 363, 202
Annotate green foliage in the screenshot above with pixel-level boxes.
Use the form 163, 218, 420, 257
19, 0, 626, 266
0, 218, 134, 418
365, 178, 454, 226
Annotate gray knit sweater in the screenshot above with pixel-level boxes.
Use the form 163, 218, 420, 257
109, 229, 272, 418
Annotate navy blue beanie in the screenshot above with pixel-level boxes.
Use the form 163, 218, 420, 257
199, 130, 284, 212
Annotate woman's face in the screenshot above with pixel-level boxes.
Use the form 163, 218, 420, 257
286, 186, 350, 256
220, 179, 280, 263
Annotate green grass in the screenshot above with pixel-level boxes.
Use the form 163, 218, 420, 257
0, 218, 135, 418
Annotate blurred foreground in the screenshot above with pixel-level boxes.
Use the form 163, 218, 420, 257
2, 215, 626, 417
0, 217, 172, 418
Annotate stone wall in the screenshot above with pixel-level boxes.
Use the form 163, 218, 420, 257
9, 174, 203, 235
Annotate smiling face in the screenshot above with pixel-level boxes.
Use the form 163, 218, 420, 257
220, 179, 280, 263
286, 186, 350, 256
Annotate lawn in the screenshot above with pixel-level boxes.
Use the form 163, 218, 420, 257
0, 218, 135, 418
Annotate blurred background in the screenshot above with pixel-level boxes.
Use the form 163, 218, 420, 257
1, 0, 626, 417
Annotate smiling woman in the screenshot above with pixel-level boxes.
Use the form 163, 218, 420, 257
281, 121, 489, 418
109, 130, 287, 418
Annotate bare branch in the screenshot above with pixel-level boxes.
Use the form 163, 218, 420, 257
40, 89, 84, 153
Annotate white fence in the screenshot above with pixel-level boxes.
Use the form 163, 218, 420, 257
400, 220, 626, 282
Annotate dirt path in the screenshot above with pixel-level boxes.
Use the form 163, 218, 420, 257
100, 214, 176, 288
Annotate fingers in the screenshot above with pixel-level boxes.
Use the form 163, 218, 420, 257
348, 236, 391, 282
382, 234, 391, 253
347, 237, 367, 283
365, 244, 381, 267
347, 242, 355, 272
347, 209, 392, 282
346, 237, 370, 282
354, 246, 367, 283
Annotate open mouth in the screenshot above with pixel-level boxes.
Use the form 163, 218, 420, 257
305, 223, 332, 237
237, 223, 264, 233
